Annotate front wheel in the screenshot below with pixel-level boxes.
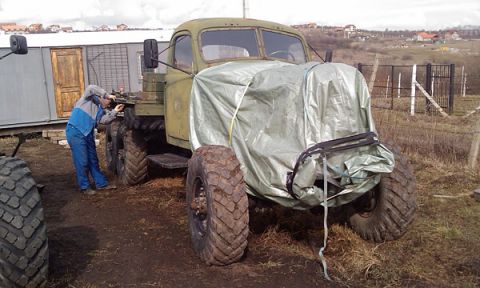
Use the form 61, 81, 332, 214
0, 157, 49, 287
348, 145, 416, 242
186, 145, 249, 265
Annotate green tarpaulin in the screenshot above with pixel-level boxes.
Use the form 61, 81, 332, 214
190, 61, 394, 209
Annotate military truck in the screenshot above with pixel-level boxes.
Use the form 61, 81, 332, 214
0, 35, 49, 287
105, 18, 416, 265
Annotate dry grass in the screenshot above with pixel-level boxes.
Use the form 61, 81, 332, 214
326, 225, 383, 283
247, 100, 480, 287
372, 103, 480, 166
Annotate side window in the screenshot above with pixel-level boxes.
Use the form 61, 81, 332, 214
173, 35, 193, 70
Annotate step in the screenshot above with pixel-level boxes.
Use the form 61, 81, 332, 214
147, 153, 189, 169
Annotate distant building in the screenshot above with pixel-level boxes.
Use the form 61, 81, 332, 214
47, 25, 61, 32
96, 25, 110, 31
414, 32, 439, 42
61, 27, 73, 33
28, 23, 43, 32
344, 24, 356, 33
0, 23, 27, 33
344, 24, 357, 39
117, 24, 128, 31
444, 31, 461, 41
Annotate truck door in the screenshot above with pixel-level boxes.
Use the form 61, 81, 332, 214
165, 33, 194, 147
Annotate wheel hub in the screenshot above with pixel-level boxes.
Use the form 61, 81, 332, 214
191, 179, 208, 236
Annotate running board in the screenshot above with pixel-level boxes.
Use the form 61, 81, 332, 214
147, 153, 189, 169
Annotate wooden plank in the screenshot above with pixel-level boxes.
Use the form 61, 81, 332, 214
368, 54, 379, 95
462, 104, 480, 119
414, 81, 449, 118
468, 119, 480, 170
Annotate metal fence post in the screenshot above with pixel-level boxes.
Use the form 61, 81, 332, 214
425, 63, 432, 113
390, 65, 395, 110
398, 72, 402, 98
449, 64, 455, 114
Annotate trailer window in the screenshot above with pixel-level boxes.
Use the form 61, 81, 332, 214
262, 30, 306, 64
201, 29, 259, 61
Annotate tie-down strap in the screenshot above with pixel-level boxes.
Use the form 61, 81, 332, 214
285, 132, 379, 198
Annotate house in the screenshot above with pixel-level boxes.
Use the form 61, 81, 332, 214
96, 25, 110, 31
61, 27, 73, 33
344, 24, 357, 39
47, 25, 61, 33
444, 31, 461, 41
414, 32, 439, 42
117, 24, 128, 31
344, 24, 357, 33
28, 23, 43, 32
0, 29, 172, 134
0, 23, 27, 33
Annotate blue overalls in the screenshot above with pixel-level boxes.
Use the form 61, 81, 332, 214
66, 86, 117, 190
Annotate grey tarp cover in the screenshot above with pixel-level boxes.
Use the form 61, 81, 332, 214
190, 61, 394, 209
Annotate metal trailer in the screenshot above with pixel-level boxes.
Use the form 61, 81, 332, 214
0, 31, 171, 135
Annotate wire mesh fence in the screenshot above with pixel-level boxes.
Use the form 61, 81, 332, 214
358, 63, 459, 115
86, 44, 130, 92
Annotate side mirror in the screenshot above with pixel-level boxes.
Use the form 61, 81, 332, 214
143, 39, 158, 69
10, 35, 28, 55
325, 49, 333, 63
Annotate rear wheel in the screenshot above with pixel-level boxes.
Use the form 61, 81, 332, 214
116, 127, 148, 186
186, 145, 249, 265
105, 120, 121, 173
0, 157, 49, 287
348, 145, 416, 242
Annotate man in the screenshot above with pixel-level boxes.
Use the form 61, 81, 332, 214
66, 85, 125, 195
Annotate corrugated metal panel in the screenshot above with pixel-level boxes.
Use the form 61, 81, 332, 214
86, 44, 130, 92
0, 48, 53, 128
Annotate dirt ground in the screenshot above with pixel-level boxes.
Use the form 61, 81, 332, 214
4, 126, 480, 288
8, 137, 336, 288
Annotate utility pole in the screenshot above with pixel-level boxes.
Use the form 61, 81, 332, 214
243, 0, 249, 18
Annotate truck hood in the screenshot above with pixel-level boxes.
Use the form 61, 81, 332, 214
189, 60, 394, 209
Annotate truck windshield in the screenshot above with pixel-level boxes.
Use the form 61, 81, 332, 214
262, 30, 306, 64
201, 29, 259, 61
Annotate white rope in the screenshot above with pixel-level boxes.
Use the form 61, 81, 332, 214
228, 81, 252, 145
319, 153, 332, 281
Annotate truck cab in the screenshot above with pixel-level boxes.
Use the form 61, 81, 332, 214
145, 18, 311, 149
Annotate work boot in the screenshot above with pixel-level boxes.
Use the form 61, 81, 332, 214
81, 188, 97, 195
97, 184, 117, 190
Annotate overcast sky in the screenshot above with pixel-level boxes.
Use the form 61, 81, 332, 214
0, 0, 479, 31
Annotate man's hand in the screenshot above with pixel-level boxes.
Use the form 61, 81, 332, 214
108, 94, 117, 101
114, 104, 125, 112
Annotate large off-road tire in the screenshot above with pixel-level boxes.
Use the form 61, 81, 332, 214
0, 157, 48, 287
348, 145, 416, 242
186, 145, 249, 265
116, 127, 148, 185
105, 120, 121, 173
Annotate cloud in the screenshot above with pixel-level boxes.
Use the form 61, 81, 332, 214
0, 0, 478, 30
